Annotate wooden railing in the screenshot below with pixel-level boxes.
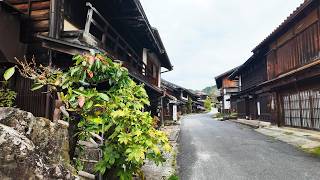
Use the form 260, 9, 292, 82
84, 3, 140, 64
83, 3, 159, 87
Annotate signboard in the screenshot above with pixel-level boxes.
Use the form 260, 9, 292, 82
173, 105, 177, 121
257, 102, 261, 116
224, 95, 231, 110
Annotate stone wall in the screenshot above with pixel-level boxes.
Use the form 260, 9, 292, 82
0, 107, 78, 179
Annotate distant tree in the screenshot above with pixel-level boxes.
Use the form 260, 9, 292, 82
204, 96, 212, 111
202, 85, 218, 96
187, 97, 192, 114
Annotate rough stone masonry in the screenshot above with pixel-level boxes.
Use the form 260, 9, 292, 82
0, 107, 79, 180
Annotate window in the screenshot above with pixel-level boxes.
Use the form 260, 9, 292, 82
152, 64, 157, 78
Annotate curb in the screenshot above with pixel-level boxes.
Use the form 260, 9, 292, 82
263, 127, 320, 143
230, 120, 260, 129
230, 119, 271, 129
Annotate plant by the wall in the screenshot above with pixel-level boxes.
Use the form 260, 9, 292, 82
0, 67, 17, 107
17, 52, 172, 179
204, 96, 212, 111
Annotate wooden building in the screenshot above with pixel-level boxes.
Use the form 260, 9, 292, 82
229, 54, 271, 121
230, 0, 320, 130
1, 0, 172, 119
194, 91, 209, 112
161, 79, 202, 121
215, 68, 239, 114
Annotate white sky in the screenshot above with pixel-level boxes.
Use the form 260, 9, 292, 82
140, 0, 304, 90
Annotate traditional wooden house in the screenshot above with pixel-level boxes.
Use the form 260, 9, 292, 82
215, 68, 239, 114
2, 0, 172, 119
161, 79, 201, 121
231, 0, 320, 130
229, 54, 271, 121
194, 91, 209, 111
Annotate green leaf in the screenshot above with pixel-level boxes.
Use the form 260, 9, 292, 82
94, 161, 107, 174
85, 100, 93, 109
126, 145, 145, 162
70, 67, 80, 76
90, 117, 103, 124
111, 110, 125, 118
3, 67, 15, 81
31, 84, 44, 91
73, 89, 85, 96
98, 93, 109, 101
102, 122, 113, 132
133, 130, 142, 137
118, 133, 131, 145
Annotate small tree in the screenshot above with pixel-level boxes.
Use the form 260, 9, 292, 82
15, 53, 172, 179
204, 96, 212, 112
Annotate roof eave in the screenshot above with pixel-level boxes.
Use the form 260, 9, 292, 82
152, 28, 173, 71
252, 0, 315, 52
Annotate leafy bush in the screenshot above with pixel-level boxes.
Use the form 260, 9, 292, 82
0, 89, 16, 107
204, 96, 212, 111
214, 113, 223, 119
168, 174, 180, 180
16, 53, 172, 179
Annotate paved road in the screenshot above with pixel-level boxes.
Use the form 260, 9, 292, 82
177, 113, 320, 180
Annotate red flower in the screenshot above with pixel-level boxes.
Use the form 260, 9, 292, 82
88, 71, 94, 78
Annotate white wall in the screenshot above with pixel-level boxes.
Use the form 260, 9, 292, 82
223, 94, 231, 110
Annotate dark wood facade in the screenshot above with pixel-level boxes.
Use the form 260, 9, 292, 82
230, 0, 320, 129
0, 0, 173, 119
230, 54, 272, 121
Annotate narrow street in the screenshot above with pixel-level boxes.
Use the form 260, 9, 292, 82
177, 113, 320, 180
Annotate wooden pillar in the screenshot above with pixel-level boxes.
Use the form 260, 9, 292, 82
275, 91, 283, 127
84, 7, 93, 36
160, 97, 164, 126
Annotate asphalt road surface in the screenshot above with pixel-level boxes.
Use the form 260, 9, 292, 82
177, 113, 320, 180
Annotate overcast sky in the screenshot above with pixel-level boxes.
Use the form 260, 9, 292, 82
140, 0, 303, 90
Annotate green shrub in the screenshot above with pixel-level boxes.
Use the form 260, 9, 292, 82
204, 96, 212, 111
0, 89, 16, 107
0, 67, 16, 107
214, 113, 223, 118
168, 174, 179, 180
17, 53, 172, 179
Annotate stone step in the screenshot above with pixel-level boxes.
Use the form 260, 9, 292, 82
75, 141, 101, 174
78, 171, 95, 180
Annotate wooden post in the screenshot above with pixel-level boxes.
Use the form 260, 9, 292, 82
101, 26, 108, 49
160, 97, 164, 126
309, 92, 315, 129
276, 91, 283, 127
296, 84, 304, 128
288, 94, 293, 126
27, 0, 31, 17
84, 8, 93, 36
